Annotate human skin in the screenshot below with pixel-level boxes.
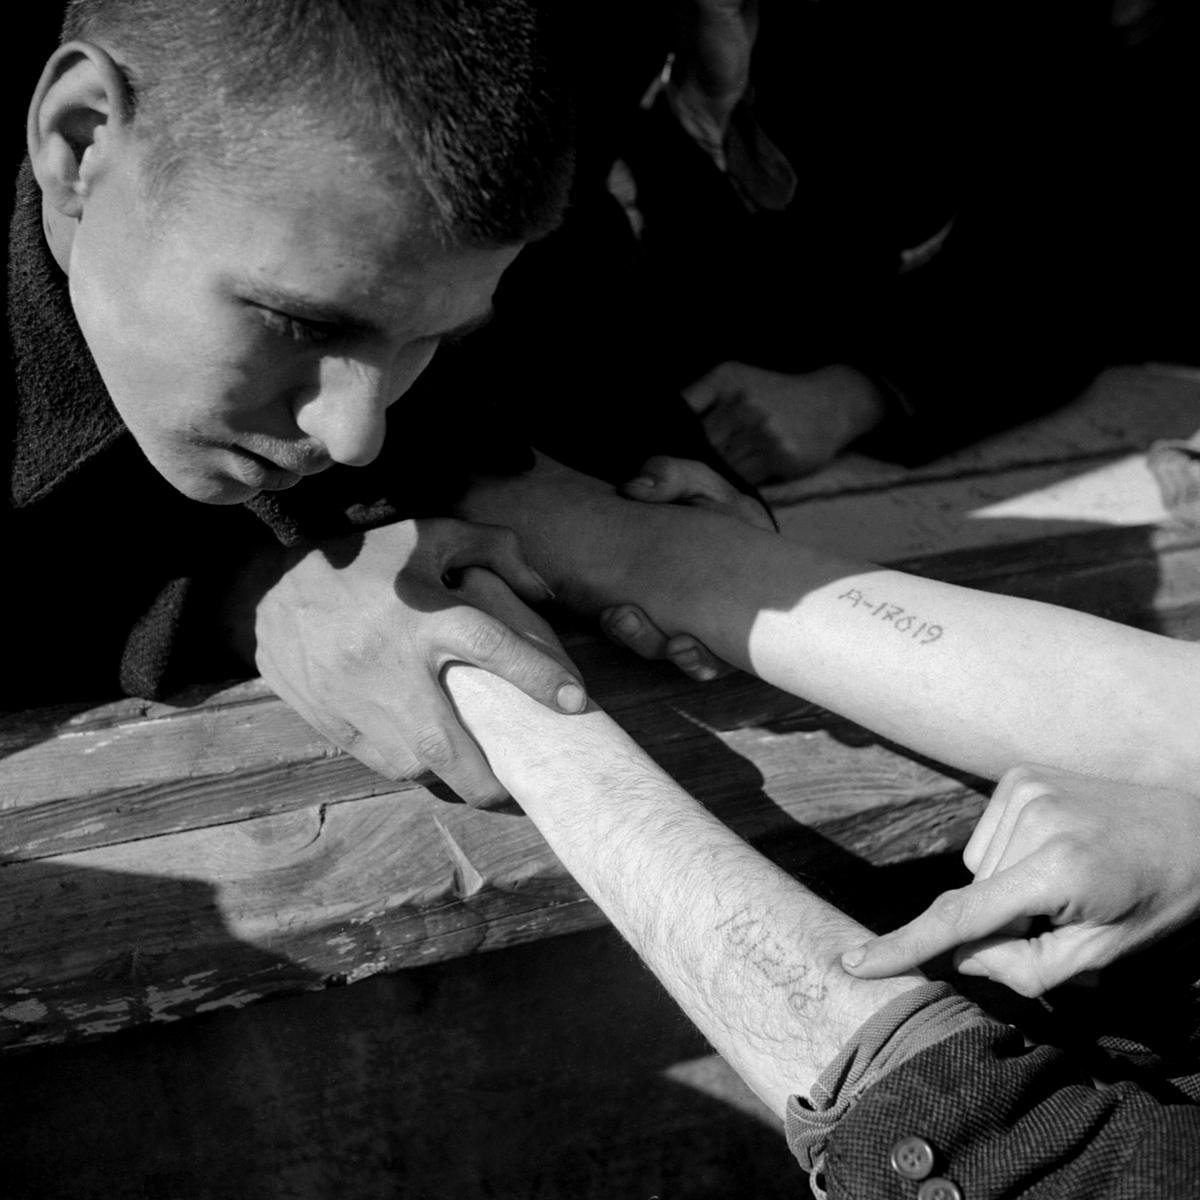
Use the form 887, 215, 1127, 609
442, 658, 925, 1115
33, 44, 518, 506
682, 361, 888, 483
844, 764, 1200, 993
27, 39, 584, 802
669, 0, 759, 157
461, 461, 1200, 986
27, 41, 767, 802
460, 456, 1200, 795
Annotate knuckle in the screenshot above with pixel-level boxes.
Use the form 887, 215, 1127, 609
462, 780, 511, 809
1040, 833, 1092, 880
454, 613, 511, 663
410, 725, 456, 774
334, 625, 386, 674
928, 888, 970, 931
1000, 763, 1040, 791
1001, 763, 1057, 808
1017, 794, 1063, 836
328, 719, 364, 753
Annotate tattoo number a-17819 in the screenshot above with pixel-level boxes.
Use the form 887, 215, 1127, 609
838, 588, 943, 644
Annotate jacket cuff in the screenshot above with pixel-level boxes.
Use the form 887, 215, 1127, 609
786, 983, 994, 1196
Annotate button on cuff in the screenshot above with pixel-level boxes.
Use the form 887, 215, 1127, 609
917, 1178, 963, 1200
889, 1134, 936, 1180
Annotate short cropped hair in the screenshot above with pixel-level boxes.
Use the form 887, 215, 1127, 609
60, 0, 574, 246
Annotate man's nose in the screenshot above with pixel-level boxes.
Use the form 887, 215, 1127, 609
293, 353, 418, 468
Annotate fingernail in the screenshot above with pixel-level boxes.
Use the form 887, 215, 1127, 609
612, 610, 641, 637
531, 570, 556, 601
673, 647, 707, 676
626, 475, 656, 491
556, 683, 587, 713
841, 946, 866, 969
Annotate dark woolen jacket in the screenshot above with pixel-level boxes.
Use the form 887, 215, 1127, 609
3, 161, 731, 708
807, 951, 1200, 1199
822, 1021, 1200, 1199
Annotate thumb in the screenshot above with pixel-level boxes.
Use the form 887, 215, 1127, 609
841, 863, 1054, 979
620, 454, 743, 508
681, 365, 737, 414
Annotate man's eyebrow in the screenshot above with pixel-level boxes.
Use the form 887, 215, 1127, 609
239, 284, 382, 335
239, 283, 494, 342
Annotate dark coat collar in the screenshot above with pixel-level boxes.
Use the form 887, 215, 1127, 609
6, 159, 126, 510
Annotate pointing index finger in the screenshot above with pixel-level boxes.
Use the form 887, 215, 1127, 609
842, 860, 1060, 979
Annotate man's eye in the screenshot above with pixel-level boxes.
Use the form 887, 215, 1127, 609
254, 306, 339, 346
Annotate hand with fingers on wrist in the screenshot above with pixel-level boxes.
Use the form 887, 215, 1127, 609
248, 516, 586, 807
457, 452, 773, 686
602, 453, 774, 683
841, 764, 1200, 996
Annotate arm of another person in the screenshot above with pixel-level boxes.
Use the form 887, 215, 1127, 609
459, 456, 1200, 794
444, 663, 1200, 1200
442, 655, 925, 1114
228, 515, 587, 807
844, 765, 1200, 993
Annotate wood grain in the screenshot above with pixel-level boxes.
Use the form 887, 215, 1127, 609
4, 370, 1200, 1050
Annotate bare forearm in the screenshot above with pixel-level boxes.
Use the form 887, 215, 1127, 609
640, 516, 1200, 790
462, 462, 1200, 791
444, 664, 923, 1115
733, 553, 1200, 793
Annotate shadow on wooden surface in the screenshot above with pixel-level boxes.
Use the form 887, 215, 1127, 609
4, 369, 1200, 1196
0, 854, 970, 1200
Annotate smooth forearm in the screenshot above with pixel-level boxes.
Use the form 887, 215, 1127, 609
733, 553, 1200, 793
462, 462, 1200, 790
631, 513, 1200, 790
443, 664, 923, 1115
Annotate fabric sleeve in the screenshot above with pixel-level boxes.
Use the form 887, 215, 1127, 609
818, 1018, 1200, 1199
786, 982, 996, 1197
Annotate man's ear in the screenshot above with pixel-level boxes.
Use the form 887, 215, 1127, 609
28, 42, 135, 219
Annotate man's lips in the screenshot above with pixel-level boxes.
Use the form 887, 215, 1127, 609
232, 446, 333, 489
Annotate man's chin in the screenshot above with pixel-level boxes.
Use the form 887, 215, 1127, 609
161, 468, 259, 505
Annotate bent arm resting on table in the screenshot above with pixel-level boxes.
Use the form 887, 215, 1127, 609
460, 457, 1200, 792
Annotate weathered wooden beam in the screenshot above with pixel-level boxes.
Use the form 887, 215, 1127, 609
0, 676, 987, 1050
3, 513, 1200, 1048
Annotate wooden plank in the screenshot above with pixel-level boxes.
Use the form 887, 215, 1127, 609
4, 520, 1200, 867
768, 365, 1200, 561
0, 709, 986, 1050
774, 453, 1175, 560
764, 363, 1200, 505
8, 507, 1200, 1049
5, 373, 1200, 1051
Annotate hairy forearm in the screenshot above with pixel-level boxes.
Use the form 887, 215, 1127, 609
444, 664, 923, 1115
461, 459, 1200, 791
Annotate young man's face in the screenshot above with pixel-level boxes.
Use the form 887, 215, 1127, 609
65, 136, 521, 504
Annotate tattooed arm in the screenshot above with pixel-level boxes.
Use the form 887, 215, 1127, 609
443, 661, 925, 1114
462, 457, 1200, 791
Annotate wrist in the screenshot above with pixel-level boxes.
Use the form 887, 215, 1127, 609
826, 365, 888, 446
219, 543, 291, 665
